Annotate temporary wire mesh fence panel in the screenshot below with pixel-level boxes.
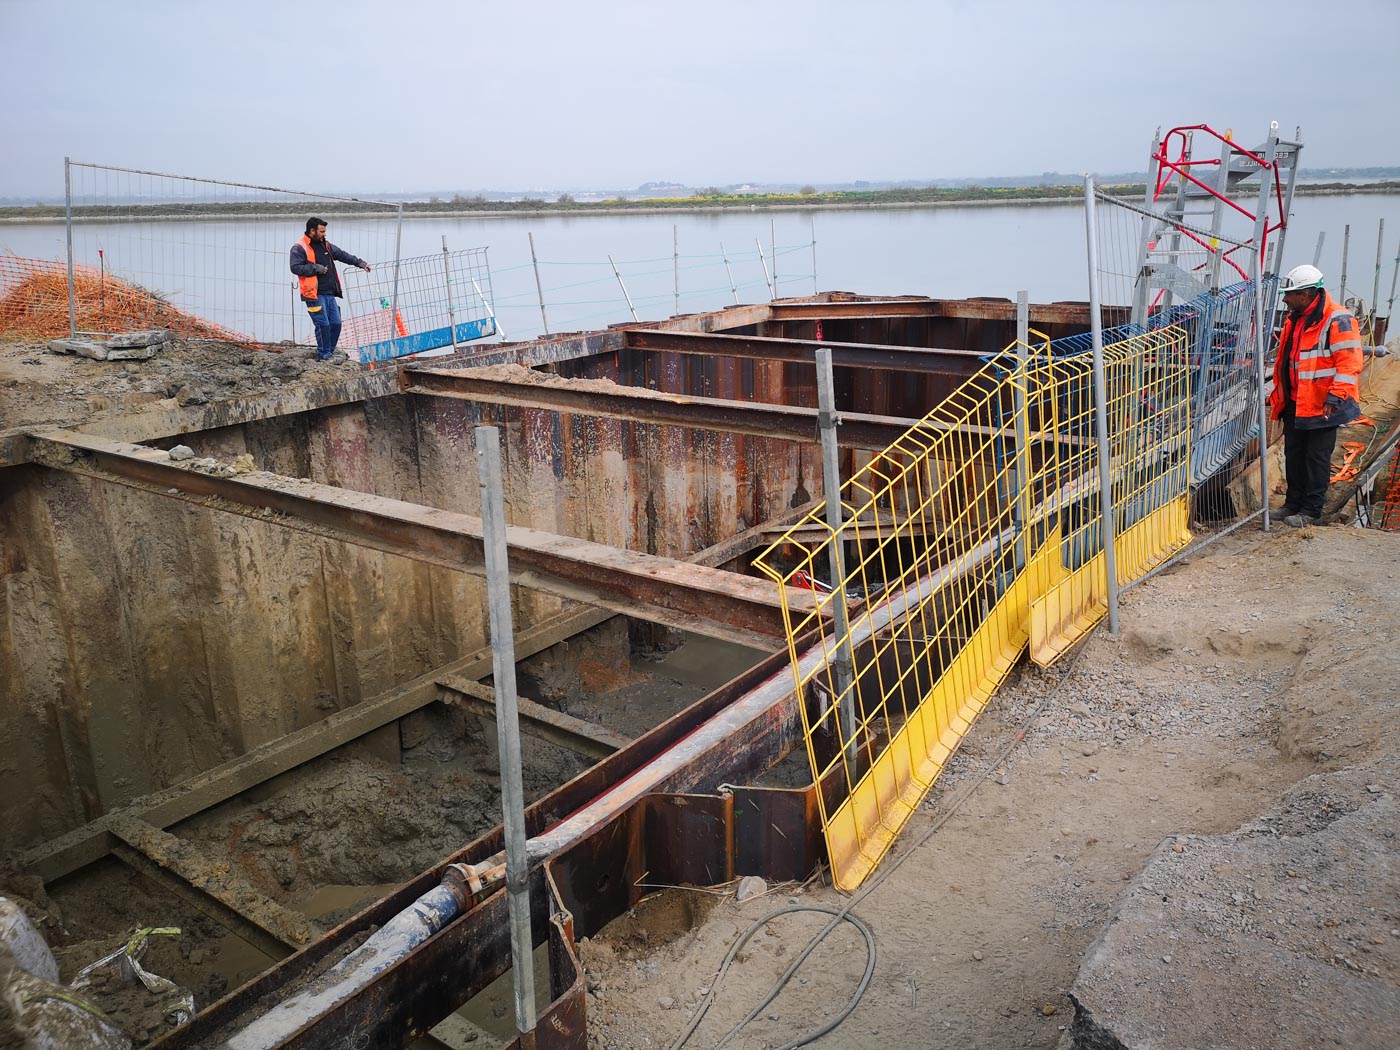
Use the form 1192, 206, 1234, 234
1092, 187, 1275, 487
753, 327, 1191, 892
1026, 328, 1193, 665
62, 161, 402, 345
339, 247, 496, 361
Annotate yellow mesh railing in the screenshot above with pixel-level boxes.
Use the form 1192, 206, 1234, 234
753, 327, 1191, 891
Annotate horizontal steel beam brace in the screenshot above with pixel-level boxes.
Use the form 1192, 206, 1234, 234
438, 676, 629, 762
622, 328, 982, 374
401, 367, 923, 451
767, 298, 1095, 326
110, 820, 319, 960
30, 429, 806, 650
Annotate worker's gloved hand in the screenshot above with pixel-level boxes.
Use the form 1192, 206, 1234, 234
1322, 393, 1343, 419
361, 264, 372, 273
315, 264, 329, 275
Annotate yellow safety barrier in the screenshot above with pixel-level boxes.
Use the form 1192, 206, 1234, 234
754, 326, 1191, 891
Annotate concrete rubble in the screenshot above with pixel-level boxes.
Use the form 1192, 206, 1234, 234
1069, 756, 1399, 1050
49, 329, 174, 361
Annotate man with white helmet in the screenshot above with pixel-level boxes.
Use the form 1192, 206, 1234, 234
1267, 263, 1363, 526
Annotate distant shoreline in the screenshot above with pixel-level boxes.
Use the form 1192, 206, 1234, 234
3, 182, 1398, 225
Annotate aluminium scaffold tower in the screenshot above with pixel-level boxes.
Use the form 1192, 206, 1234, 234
1130, 122, 1303, 329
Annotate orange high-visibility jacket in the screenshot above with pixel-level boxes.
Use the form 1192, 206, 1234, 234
1269, 291, 1363, 427
296, 235, 324, 306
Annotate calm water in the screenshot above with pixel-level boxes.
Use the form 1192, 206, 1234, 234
4, 193, 1398, 345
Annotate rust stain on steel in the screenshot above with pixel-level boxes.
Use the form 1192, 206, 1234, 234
31, 430, 814, 647
624, 328, 982, 375
400, 366, 923, 452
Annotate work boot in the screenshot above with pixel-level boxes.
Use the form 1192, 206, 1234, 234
1282, 512, 1320, 528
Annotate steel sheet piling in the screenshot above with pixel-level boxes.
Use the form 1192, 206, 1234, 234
475, 425, 538, 1035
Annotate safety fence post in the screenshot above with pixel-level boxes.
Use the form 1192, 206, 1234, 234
64, 157, 75, 338
1371, 219, 1385, 333
721, 242, 739, 304
1083, 176, 1121, 635
441, 236, 460, 354
387, 204, 404, 347
756, 239, 774, 300
1012, 290, 1032, 572
475, 425, 537, 1037
609, 255, 639, 322
529, 231, 549, 335
1340, 224, 1351, 306
673, 224, 680, 318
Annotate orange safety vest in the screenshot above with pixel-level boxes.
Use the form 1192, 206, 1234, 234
297, 235, 326, 307
1269, 291, 1363, 425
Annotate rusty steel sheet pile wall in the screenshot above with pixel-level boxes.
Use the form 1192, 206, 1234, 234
754, 326, 1192, 891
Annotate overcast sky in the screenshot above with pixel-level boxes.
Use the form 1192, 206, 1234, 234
2, 0, 1397, 198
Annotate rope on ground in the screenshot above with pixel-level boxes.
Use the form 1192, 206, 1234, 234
671, 642, 1094, 1049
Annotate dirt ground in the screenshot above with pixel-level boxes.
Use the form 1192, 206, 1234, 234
581, 524, 1399, 1050
0, 335, 358, 430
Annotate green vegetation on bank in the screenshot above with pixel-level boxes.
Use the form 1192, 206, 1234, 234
4, 181, 1399, 222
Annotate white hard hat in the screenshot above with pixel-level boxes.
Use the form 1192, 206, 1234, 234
1280, 264, 1325, 293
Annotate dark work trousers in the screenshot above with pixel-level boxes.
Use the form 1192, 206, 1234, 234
1281, 412, 1339, 518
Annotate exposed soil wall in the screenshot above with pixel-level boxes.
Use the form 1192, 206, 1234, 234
1, 346, 810, 852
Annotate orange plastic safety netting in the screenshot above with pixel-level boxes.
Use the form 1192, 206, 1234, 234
0, 254, 250, 343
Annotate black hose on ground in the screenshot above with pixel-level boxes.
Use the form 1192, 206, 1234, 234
668, 904, 876, 1050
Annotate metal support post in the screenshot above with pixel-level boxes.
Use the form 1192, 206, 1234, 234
672, 224, 679, 318
1312, 231, 1326, 267
771, 219, 778, 299
1012, 291, 1032, 571
1370, 219, 1385, 331
1130, 127, 1163, 329
65, 157, 76, 338
721, 242, 739, 304
609, 255, 639, 322
1252, 253, 1272, 534
387, 204, 404, 345
474, 425, 537, 1036
756, 239, 774, 300
471, 276, 507, 342
814, 348, 856, 760
528, 232, 549, 335
1340, 224, 1350, 305
1387, 240, 1400, 321
810, 216, 818, 295
441, 236, 460, 354
1083, 177, 1121, 635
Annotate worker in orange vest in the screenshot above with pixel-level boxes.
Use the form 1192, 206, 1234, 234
289, 217, 370, 362
1268, 264, 1363, 527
